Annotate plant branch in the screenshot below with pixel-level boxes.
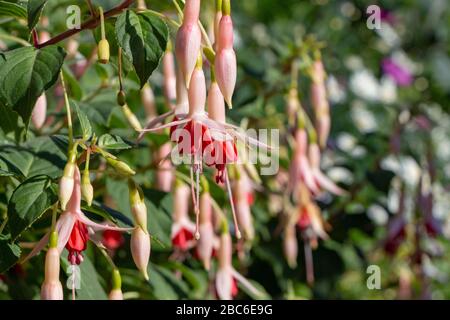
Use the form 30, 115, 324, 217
36, 0, 134, 49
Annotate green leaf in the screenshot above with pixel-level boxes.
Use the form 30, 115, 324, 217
0, 1, 27, 19
98, 133, 131, 150
7, 175, 57, 240
27, 0, 48, 30
61, 252, 108, 300
115, 10, 168, 87
0, 46, 66, 127
0, 136, 66, 179
0, 103, 25, 141
81, 202, 134, 228
73, 101, 92, 141
0, 234, 21, 274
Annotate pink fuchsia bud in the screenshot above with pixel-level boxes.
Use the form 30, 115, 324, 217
233, 171, 254, 241
59, 153, 77, 210
131, 227, 150, 280
141, 83, 156, 120
310, 59, 330, 148
108, 269, 124, 300
283, 224, 298, 269
213, 0, 223, 50
188, 55, 207, 117
66, 38, 79, 59
41, 231, 63, 300
128, 180, 148, 232
31, 93, 47, 129
207, 81, 226, 123
215, 13, 236, 108
197, 192, 214, 270
155, 143, 174, 192
175, 67, 189, 115
175, 0, 202, 88
163, 45, 177, 105
171, 182, 195, 251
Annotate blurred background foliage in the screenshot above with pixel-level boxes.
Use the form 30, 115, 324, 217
0, 0, 449, 300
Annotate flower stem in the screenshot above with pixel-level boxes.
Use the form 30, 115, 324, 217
60, 71, 74, 149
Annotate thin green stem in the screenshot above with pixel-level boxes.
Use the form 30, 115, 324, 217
51, 202, 58, 231
60, 71, 74, 149
99, 7, 106, 40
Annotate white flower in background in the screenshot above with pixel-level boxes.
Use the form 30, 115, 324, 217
345, 55, 364, 71
376, 22, 400, 48
379, 76, 397, 103
327, 167, 353, 185
327, 75, 346, 103
351, 101, 378, 133
350, 69, 379, 101
336, 133, 357, 152
381, 155, 422, 188
367, 204, 389, 226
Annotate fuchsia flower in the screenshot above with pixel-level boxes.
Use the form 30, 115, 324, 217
215, 232, 261, 300
102, 229, 125, 251
383, 214, 406, 255
26, 167, 132, 264
154, 142, 174, 192
308, 142, 346, 196
171, 183, 196, 251
175, 0, 202, 88
310, 59, 330, 149
141, 83, 156, 121
288, 129, 319, 195
41, 231, 63, 300
283, 224, 298, 269
214, 0, 236, 107
382, 57, 414, 87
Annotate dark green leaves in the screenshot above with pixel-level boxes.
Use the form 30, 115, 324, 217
7, 175, 57, 240
98, 133, 131, 150
115, 10, 168, 87
0, 1, 27, 19
0, 234, 21, 273
27, 0, 48, 30
0, 46, 66, 126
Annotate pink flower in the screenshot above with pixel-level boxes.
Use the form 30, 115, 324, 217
163, 47, 177, 106
41, 232, 63, 300
382, 57, 414, 87
130, 226, 151, 280
283, 224, 298, 269
232, 169, 254, 240
196, 192, 215, 270
31, 93, 47, 129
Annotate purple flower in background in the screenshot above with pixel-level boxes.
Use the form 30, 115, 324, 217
380, 9, 396, 25
382, 58, 414, 86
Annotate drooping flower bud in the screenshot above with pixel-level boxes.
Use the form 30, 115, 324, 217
215, 0, 236, 108
108, 269, 124, 300
59, 151, 77, 210
171, 182, 195, 251
121, 104, 143, 131
128, 179, 148, 232
130, 227, 150, 280
310, 59, 330, 148
283, 224, 298, 269
233, 169, 254, 241
188, 54, 207, 117
175, 0, 202, 88
98, 39, 110, 64
106, 157, 136, 177
163, 42, 177, 106
197, 190, 214, 270
41, 231, 63, 300
117, 90, 127, 107
141, 84, 156, 120
215, 231, 238, 300
207, 81, 226, 123
31, 93, 47, 129
213, 0, 223, 50
81, 170, 94, 206
155, 143, 173, 192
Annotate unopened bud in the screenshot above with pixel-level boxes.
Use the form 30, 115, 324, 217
106, 158, 136, 177
117, 90, 127, 106
108, 268, 123, 300
128, 180, 148, 232
98, 39, 110, 64
81, 171, 94, 206
31, 93, 47, 129
131, 227, 150, 281
41, 232, 63, 300
59, 159, 76, 210
122, 104, 143, 131
283, 224, 298, 269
